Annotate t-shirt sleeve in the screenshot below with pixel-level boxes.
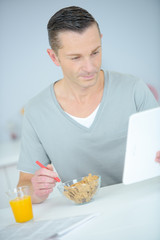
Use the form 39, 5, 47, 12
133, 79, 159, 111
17, 112, 51, 174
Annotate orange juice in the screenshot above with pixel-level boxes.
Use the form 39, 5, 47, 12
9, 195, 33, 223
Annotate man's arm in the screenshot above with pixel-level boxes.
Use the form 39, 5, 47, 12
17, 164, 58, 204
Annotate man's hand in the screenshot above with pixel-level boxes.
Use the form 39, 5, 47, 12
31, 164, 58, 202
17, 164, 59, 204
155, 151, 160, 163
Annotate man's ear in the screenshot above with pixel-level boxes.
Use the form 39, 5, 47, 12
47, 49, 60, 66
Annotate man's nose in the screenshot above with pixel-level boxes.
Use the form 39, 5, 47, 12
81, 58, 94, 73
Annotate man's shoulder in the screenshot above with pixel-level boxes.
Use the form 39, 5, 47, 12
104, 70, 143, 92
24, 84, 52, 113
107, 70, 140, 83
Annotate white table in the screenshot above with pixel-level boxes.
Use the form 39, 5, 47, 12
0, 176, 160, 240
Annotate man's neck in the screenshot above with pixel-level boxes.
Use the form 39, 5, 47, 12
53, 70, 104, 117
55, 70, 104, 102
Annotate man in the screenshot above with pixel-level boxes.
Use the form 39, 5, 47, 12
17, 6, 159, 203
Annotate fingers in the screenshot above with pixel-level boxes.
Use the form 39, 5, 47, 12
35, 175, 54, 183
34, 188, 53, 197
157, 151, 160, 158
37, 166, 58, 179
155, 151, 160, 163
32, 175, 56, 187
46, 164, 53, 171
31, 166, 58, 199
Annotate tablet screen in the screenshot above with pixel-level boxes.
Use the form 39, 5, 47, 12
123, 107, 160, 184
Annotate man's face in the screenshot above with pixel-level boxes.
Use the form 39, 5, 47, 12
55, 24, 102, 89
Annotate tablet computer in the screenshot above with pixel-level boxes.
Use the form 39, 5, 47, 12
123, 107, 160, 184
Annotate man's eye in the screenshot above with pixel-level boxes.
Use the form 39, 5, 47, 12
71, 56, 80, 60
92, 51, 99, 55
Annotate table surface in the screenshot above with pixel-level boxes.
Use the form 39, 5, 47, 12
0, 176, 160, 240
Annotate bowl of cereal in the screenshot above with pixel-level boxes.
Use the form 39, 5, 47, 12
57, 174, 101, 204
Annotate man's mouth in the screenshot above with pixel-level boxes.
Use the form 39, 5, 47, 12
80, 73, 96, 79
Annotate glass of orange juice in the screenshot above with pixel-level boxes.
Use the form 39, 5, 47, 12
7, 186, 34, 223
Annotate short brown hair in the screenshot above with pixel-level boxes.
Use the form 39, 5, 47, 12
47, 6, 100, 54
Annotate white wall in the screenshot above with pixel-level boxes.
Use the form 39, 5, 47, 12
0, 0, 160, 142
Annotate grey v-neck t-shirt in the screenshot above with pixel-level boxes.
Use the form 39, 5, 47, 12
17, 71, 159, 186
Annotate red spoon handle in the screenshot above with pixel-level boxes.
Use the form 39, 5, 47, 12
36, 161, 61, 182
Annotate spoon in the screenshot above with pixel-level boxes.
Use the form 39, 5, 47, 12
36, 161, 61, 182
